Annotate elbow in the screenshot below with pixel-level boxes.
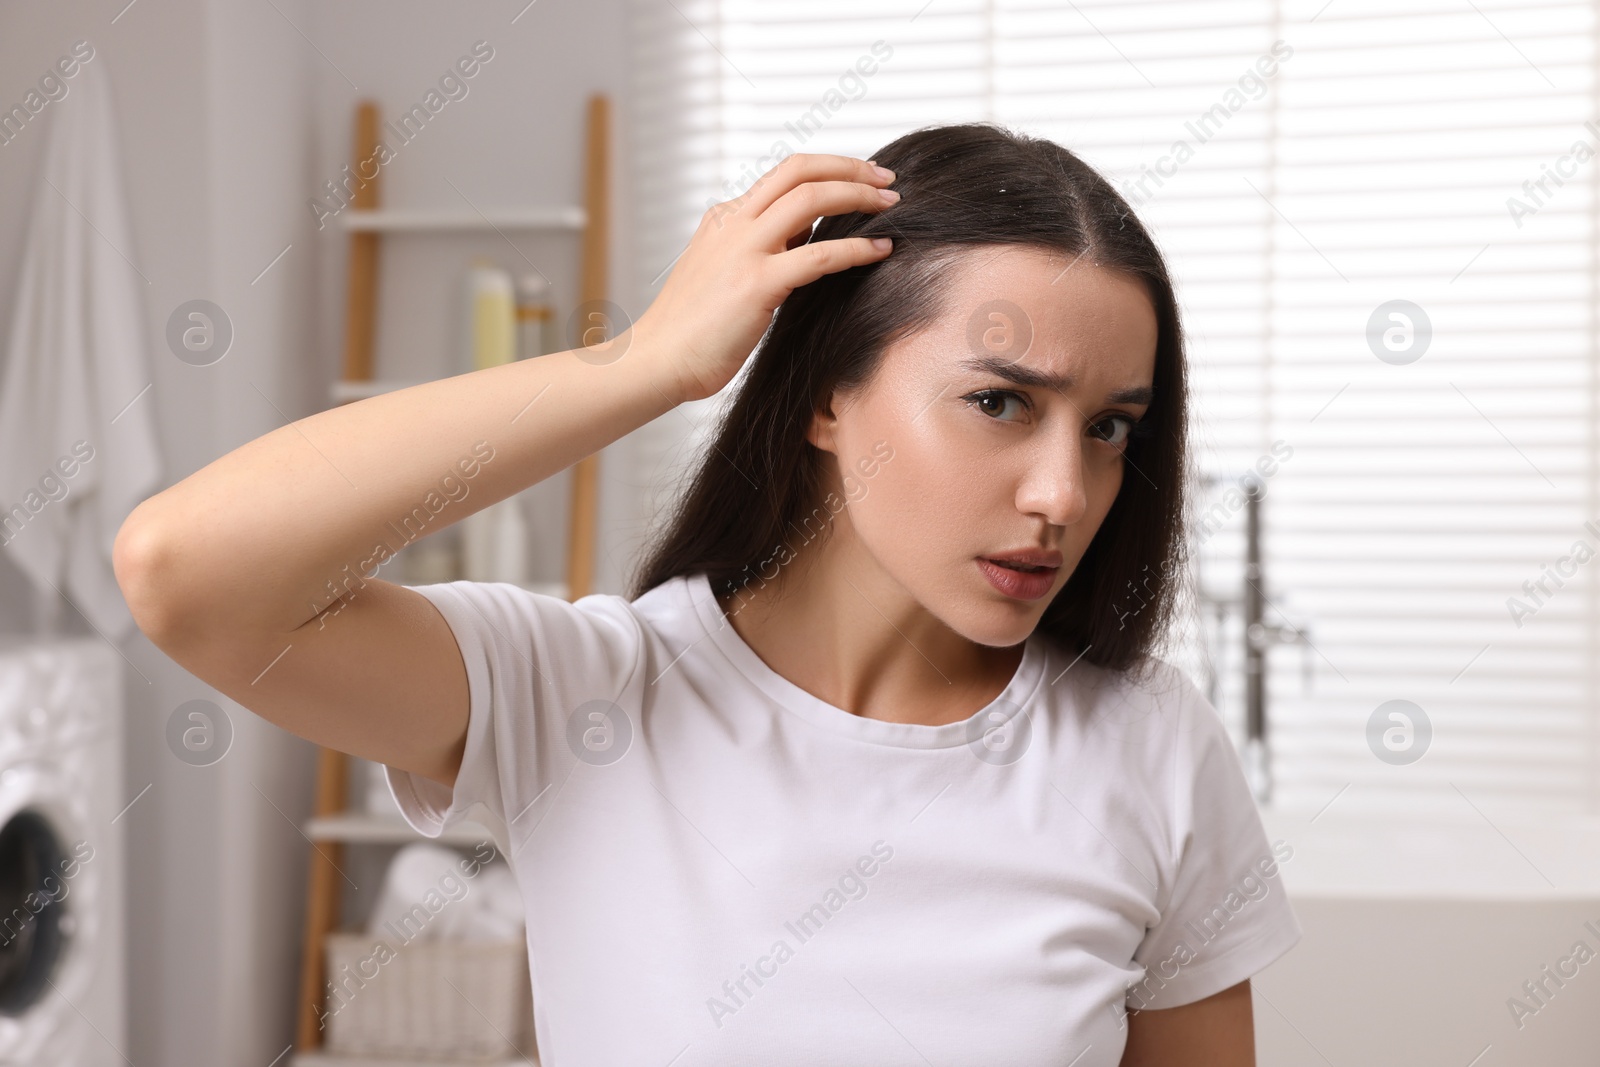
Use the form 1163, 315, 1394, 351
114, 504, 188, 646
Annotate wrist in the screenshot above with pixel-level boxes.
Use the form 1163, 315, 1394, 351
622, 324, 704, 406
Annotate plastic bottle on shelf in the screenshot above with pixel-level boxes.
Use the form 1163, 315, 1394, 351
493, 495, 529, 584
459, 259, 530, 585
400, 537, 459, 585
514, 272, 558, 360
462, 497, 530, 586
463, 259, 515, 372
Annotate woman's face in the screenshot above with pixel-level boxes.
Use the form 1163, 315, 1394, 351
808, 245, 1160, 648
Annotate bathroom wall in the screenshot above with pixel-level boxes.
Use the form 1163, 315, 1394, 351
301, 1, 644, 598
0, 1, 638, 1063
0, 3, 242, 1064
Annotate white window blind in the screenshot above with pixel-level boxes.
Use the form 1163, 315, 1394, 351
628, 0, 1600, 815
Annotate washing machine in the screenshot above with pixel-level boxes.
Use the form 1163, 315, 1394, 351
0, 638, 125, 1067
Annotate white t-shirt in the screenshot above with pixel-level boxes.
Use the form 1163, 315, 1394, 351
385, 571, 1302, 1066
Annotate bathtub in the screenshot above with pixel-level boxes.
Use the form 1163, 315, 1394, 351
1251, 806, 1600, 1067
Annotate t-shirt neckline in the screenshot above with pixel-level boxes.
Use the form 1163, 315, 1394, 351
683, 571, 1048, 749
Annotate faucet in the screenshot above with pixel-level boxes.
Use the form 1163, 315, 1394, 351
1194, 475, 1314, 805
1241, 482, 1314, 804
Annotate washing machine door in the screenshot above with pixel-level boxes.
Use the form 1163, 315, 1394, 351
0, 806, 70, 1015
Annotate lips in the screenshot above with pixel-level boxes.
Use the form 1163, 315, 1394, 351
981, 548, 1063, 571
976, 551, 1062, 601
986, 559, 1052, 573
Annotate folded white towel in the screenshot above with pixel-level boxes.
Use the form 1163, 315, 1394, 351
0, 54, 162, 640
368, 842, 526, 946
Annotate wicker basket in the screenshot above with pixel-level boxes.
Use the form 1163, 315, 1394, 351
321, 930, 534, 1061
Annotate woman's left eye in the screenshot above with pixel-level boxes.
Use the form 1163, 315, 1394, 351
963, 389, 1028, 422
1091, 414, 1138, 448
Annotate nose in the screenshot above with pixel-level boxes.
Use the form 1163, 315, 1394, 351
1015, 432, 1090, 528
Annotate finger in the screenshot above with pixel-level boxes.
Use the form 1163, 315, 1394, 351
767, 235, 894, 292
733, 153, 892, 218
754, 180, 899, 249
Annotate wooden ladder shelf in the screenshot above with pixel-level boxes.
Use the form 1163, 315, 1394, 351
290, 93, 611, 1065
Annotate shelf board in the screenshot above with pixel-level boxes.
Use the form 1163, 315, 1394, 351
342, 206, 585, 232
329, 378, 432, 403
291, 1054, 535, 1067
329, 375, 566, 405
304, 811, 498, 847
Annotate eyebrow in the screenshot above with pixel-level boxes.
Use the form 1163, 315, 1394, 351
959, 355, 1155, 406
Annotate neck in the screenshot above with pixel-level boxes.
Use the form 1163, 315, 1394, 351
713, 507, 1025, 727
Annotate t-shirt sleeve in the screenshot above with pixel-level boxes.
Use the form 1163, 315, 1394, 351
1127, 666, 1303, 1010
383, 580, 645, 845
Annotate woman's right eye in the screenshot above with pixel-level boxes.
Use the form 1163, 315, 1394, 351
961, 389, 1029, 422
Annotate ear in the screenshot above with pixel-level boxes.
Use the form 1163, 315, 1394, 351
805, 389, 844, 455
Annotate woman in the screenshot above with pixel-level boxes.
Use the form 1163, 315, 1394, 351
116, 122, 1300, 1065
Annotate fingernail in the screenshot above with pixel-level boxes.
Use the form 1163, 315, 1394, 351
871, 237, 892, 251
878, 187, 900, 203
873, 164, 896, 182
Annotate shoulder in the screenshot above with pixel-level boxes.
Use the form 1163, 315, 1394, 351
1031, 644, 1225, 787
405, 573, 705, 690
1084, 656, 1262, 855
411, 577, 642, 642
413, 571, 699, 636
1037, 644, 1214, 739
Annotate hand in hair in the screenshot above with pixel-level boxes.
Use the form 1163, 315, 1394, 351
631, 153, 900, 404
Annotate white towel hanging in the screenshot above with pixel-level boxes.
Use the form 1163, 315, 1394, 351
0, 53, 162, 641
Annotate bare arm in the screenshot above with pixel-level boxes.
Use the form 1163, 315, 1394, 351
113, 152, 900, 788
114, 346, 684, 785
1119, 979, 1256, 1067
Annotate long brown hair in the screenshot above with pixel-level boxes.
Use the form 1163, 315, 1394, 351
630, 121, 1189, 675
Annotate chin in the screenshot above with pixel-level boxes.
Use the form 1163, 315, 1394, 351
940, 598, 1043, 649
886, 561, 1048, 647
